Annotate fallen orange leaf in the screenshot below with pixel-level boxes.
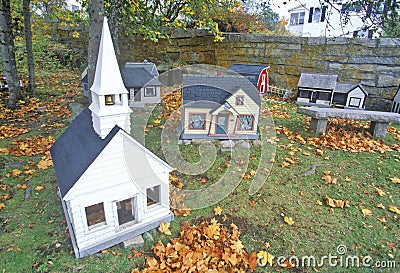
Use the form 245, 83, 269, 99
159, 222, 171, 235
214, 206, 223, 216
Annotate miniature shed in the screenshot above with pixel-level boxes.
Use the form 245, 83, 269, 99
50, 18, 173, 258
296, 72, 367, 109
121, 61, 162, 107
181, 74, 260, 140
391, 85, 400, 114
229, 64, 269, 94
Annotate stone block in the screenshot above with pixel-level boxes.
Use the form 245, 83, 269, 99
123, 235, 144, 249
309, 118, 328, 134
221, 140, 235, 148
377, 75, 399, 87
369, 121, 389, 138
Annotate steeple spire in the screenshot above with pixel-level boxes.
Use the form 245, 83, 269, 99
89, 17, 132, 139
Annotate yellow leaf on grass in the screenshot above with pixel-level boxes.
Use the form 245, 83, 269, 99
388, 206, 400, 214
0, 148, 9, 154
284, 216, 294, 225
324, 196, 349, 208
315, 200, 323, 205
345, 176, 352, 182
375, 188, 385, 196
12, 169, 21, 177
214, 206, 223, 216
35, 185, 44, 191
376, 203, 386, 209
37, 158, 53, 170
315, 149, 324, 156
378, 216, 387, 223
390, 177, 400, 184
159, 222, 171, 235
0, 202, 5, 211
361, 208, 372, 217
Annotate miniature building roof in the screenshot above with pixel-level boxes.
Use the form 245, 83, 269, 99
90, 17, 128, 95
229, 64, 268, 87
121, 66, 162, 89
124, 61, 159, 77
298, 73, 338, 90
393, 85, 400, 101
182, 74, 260, 107
50, 108, 119, 198
229, 64, 267, 75
335, 83, 368, 95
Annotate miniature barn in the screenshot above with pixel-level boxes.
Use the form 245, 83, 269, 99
121, 61, 162, 107
50, 18, 173, 258
181, 74, 260, 140
391, 85, 400, 114
229, 64, 270, 94
296, 72, 368, 109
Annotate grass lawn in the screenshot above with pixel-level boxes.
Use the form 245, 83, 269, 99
0, 72, 399, 272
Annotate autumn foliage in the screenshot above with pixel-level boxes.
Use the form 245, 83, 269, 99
134, 219, 258, 273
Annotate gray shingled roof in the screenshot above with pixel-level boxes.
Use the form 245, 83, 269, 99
50, 108, 119, 198
229, 64, 267, 87
393, 85, 400, 102
182, 74, 260, 107
335, 83, 368, 95
121, 67, 162, 89
124, 62, 159, 77
298, 73, 338, 90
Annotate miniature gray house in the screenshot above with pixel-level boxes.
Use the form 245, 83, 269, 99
229, 64, 269, 94
296, 73, 367, 109
181, 74, 260, 140
50, 18, 173, 258
391, 85, 400, 114
121, 61, 162, 107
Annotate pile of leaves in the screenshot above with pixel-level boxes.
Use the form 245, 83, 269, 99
135, 219, 257, 273
169, 173, 191, 217
275, 118, 400, 153
5, 136, 55, 156
161, 89, 182, 119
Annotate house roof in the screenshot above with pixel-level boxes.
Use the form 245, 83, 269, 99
50, 108, 119, 198
121, 67, 162, 88
182, 74, 260, 107
335, 83, 368, 95
393, 85, 400, 101
90, 17, 127, 95
298, 73, 338, 90
229, 64, 267, 75
124, 61, 159, 77
288, 4, 307, 12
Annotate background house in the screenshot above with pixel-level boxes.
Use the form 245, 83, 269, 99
181, 74, 260, 140
229, 64, 269, 94
121, 61, 162, 107
287, 0, 379, 38
391, 85, 400, 113
51, 18, 173, 258
296, 72, 368, 109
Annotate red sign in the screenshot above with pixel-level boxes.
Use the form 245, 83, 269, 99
257, 67, 269, 94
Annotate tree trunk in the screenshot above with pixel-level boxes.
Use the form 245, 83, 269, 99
87, 0, 104, 103
108, 0, 123, 62
23, 0, 36, 93
0, 0, 21, 109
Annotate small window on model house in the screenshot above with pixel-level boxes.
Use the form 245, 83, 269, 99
236, 95, 244, 105
144, 87, 156, 97
237, 115, 255, 131
85, 202, 106, 229
116, 198, 137, 226
147, 185, 161, 206
189, 114, 206, 130
349, 97, 361, 107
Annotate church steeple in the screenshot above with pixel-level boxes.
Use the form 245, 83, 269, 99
89, 17, 132, 139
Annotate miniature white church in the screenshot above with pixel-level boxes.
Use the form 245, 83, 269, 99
50, 17, 173, 258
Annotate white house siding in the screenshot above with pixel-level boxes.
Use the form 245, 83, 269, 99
346, 88, 365, 108
225, 89, 259, 135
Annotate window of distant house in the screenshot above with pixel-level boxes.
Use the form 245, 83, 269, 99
85, 202, 106, 229
237, 115, 255, 131
349, 97, 361, 107
144, 87, 156, 97
313, 8, 321, 22
299, 90, 310, 98
189, 113, 206, 130
318, 92, 330, 101
147, 185, 161, 207
236, 95, 244, 105
290, 12, 305, 25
